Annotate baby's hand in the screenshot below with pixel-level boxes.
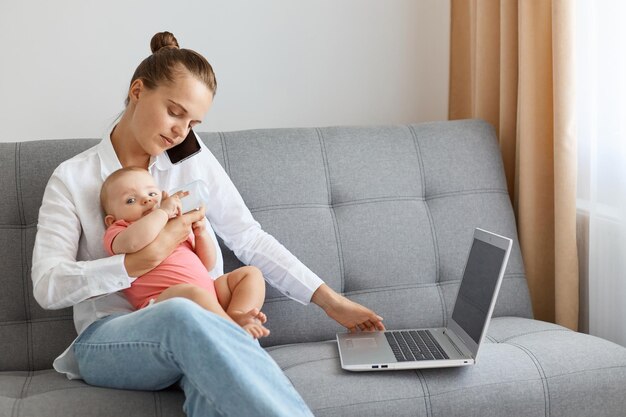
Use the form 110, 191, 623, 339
159, 191, 183, 218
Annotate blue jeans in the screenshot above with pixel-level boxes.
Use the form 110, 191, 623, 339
73, 298, 314, 417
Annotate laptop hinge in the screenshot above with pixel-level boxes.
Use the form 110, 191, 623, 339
443, 328, 474, 359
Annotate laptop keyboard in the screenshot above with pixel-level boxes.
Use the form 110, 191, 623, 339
385, 330, 449, 361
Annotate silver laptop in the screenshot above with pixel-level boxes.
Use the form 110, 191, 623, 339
337, 228, 512, 371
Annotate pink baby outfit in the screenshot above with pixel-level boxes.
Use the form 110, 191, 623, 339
103, 219, 217, 309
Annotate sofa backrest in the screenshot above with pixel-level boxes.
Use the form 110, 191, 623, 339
0, 119, 532, 371
1, 139, 97, 372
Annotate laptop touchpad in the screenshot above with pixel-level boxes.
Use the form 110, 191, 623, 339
346, 338, 378, 349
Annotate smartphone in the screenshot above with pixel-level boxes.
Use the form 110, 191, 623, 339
166, 128, 202, 164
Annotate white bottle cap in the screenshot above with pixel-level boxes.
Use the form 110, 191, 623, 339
169, 180, 209, 214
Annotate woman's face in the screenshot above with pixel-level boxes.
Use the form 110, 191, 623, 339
128, 70, 213, 157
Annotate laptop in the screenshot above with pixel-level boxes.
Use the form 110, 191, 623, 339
337, 228, 512, 371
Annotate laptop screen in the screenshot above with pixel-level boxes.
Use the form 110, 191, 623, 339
451, 238, 507, 344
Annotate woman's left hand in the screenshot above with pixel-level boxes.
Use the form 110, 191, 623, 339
311, 284, 385, 332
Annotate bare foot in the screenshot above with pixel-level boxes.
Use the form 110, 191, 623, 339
255, 310, 267, 324
230, 308, 270, 339
242, 322, 270, 339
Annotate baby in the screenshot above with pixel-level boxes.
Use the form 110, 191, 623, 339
100, 166, 270, 339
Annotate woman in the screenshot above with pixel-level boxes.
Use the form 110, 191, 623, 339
31, 32, 385, 417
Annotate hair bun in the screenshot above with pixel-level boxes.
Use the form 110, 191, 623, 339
150, 31, 180, 53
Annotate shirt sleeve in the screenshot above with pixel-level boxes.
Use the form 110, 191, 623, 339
201, 149, 325, 305
31, 171, 133, 310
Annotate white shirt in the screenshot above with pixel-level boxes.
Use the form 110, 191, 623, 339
31, 122, 324, 379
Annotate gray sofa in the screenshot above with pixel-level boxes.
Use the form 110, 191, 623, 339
1, 119, 625, 417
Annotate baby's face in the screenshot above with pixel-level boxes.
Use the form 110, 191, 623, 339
106, 170, 162, 222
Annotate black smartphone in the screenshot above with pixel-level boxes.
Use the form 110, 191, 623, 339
166, 128, 202, 164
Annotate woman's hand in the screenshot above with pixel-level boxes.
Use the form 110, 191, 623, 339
124, 207, 206, 276
163, 206, 205, 244
311, 284, 385, 332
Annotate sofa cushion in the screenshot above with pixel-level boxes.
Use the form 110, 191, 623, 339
267, 317, 626, 417
0, 369, 185, 417
4, 317, 624, 417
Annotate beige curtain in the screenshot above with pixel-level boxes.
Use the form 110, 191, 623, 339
449, 0, 578, 330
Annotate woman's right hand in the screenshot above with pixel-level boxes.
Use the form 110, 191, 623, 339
124, 207, 206, 277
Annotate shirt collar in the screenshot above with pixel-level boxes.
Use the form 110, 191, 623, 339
97, 117, 172, 180
153, 150, 172, 172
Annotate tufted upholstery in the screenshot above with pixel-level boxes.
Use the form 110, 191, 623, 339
203, 121, 533, 346
0, 139, 95, 373
1, 119, 625, 417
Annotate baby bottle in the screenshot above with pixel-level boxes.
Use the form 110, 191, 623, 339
169, 180, 210, 214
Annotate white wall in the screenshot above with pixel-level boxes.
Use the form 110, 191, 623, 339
0, 0, 450, 142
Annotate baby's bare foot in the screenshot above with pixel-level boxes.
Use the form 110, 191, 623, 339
231, 308, 270, 338
255, 310, 267, 324
242, 322, 270, 339
230, 308, 264, 326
